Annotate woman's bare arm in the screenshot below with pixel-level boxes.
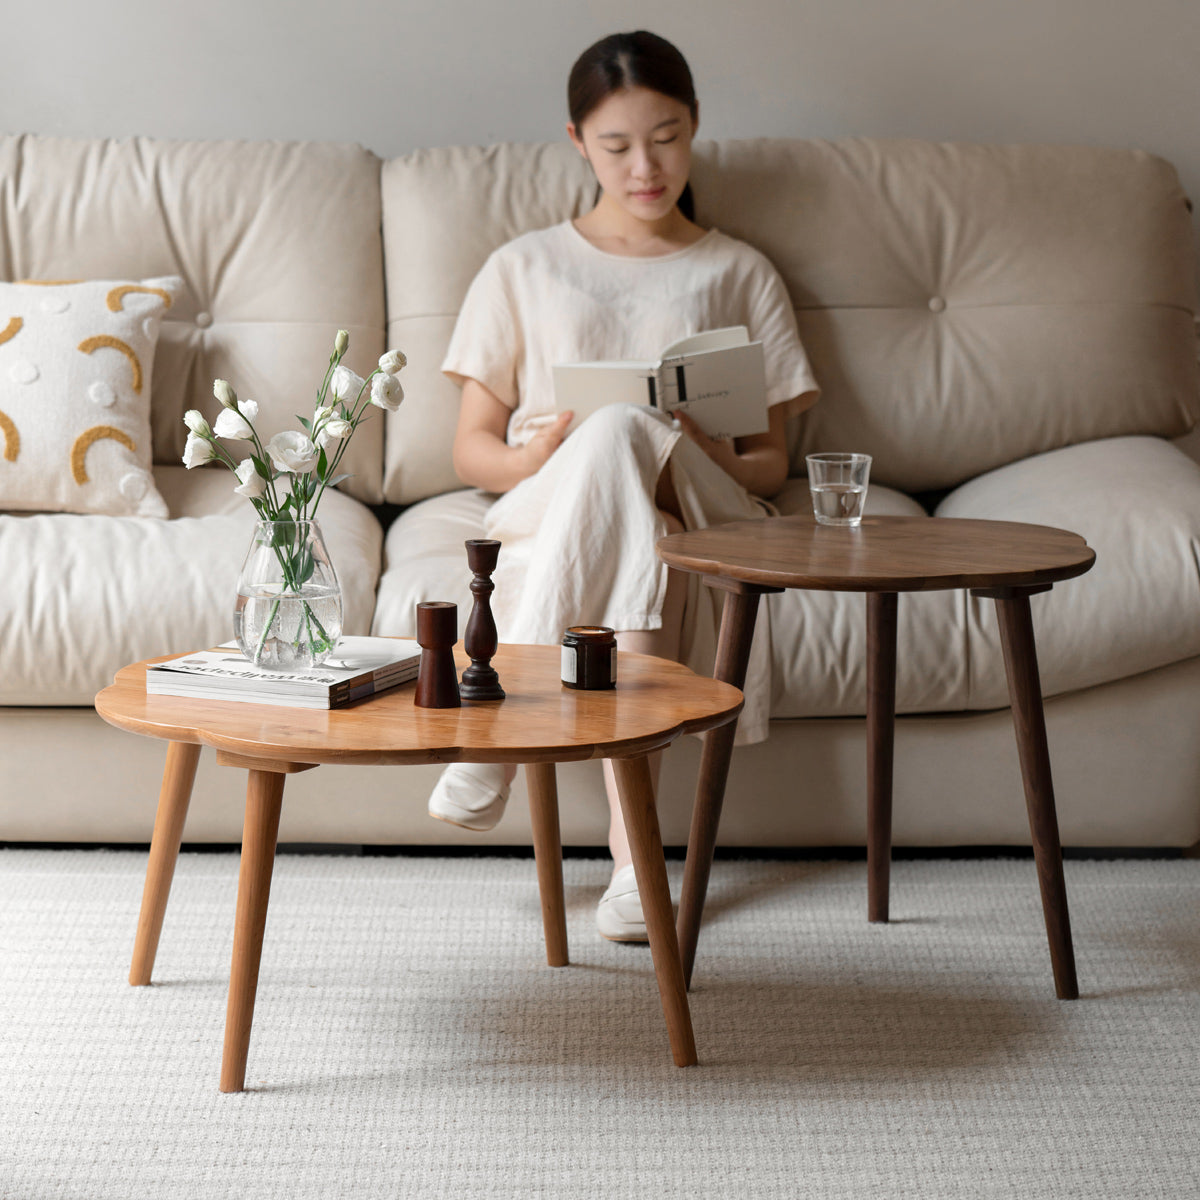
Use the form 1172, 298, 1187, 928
675, 390, 816, 499
452, 378, 574, 494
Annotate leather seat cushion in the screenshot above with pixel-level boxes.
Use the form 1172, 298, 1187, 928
765, 480, 970, 716
375, 441, 1200, 720
372, 488, 491, 637
374, 480, 964, 717
935, 435, 1200, 708
0, 466, 382, 705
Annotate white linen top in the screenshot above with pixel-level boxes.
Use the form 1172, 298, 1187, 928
442, 220, 819, 446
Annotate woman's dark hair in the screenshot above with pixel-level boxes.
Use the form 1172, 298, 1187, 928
568, 31, 698, 222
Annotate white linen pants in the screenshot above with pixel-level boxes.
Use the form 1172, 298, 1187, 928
483, 404, 775, 743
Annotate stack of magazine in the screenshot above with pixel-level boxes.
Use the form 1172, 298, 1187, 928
145, 637, 421, 709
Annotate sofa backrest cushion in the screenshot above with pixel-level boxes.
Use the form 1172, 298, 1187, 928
381, 136, 1198, 502
0, 135, 387, 505
382, 143, 595, 504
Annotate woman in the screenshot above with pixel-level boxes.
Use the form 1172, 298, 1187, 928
430, 30, 819, 940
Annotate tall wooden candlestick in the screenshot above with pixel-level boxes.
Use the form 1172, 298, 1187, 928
460, 539, 505, 702
414, 601, 461, 708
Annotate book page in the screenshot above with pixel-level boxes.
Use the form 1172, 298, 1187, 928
551, 363, 659, 432
660, 341, 768, 439
551, 327, 761, 437
659, 326, 749, 358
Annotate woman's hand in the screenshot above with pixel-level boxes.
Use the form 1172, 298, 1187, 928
674, 411, 739, 474
515, 412, 574, 476
674, 403, 795, 500
453, 379, 575, 493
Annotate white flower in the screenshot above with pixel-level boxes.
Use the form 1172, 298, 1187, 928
378, 349, 407, 375
183, 409, 211, 437
213, 379, 238, 409
182, 432, 215, 468
370, 372, 404, 412
313, 404, 335, 423
315, 415, 353, 449
213, 398, 259, 440
233, 457, 267, 499
266, 430, 319, 474
330, 365, 365, 402
335, 329, 350, 356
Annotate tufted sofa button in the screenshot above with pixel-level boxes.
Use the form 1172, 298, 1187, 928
195, 311, 213, 328
928, 296, 946, 313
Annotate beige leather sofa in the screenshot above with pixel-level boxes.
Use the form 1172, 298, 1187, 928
3, 133, 1199, 850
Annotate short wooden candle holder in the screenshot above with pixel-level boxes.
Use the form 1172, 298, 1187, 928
415, 601, 461, 708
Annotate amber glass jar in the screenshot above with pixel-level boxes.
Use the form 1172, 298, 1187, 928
561, 626, 617, 690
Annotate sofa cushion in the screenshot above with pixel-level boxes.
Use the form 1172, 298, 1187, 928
0, 277, 177, 517
935, 436, 1200, 707
0, 466, 382, 705
767, 480, 972, 716
771, 438, 1200, 716
372, 480, 966, 719
374, 440, 1200, 722
380, 138, 1199, 504
0, 135, 386, 504
372, 488, 491, 636
699, 140, 1199, 490
381, 143, 596, 506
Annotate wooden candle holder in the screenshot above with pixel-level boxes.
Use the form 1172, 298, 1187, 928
460, 539, 505, 702
414, 601, 461, 708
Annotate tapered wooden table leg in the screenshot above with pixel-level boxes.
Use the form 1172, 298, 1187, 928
220, 768, 286, 1093
526, 761, 568, 967
678, 584, 774, 989
867, 592, 898, 923
991, 589, 1079, 1000
130, 741, 201, 986
611, 754, 697, 1067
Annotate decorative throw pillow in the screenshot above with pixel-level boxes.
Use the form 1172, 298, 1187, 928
0, 276, 180, 517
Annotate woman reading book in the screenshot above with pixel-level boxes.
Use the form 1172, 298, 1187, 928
430, 30, 820, 940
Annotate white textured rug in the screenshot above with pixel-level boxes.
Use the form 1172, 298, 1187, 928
1, 850, 1198, 1199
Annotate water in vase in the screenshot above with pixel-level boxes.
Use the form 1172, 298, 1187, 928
234, 583, 343, 670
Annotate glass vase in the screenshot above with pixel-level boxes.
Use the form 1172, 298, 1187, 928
234, 519, 343, 671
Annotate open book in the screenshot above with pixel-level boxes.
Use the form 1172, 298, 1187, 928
551, 326, 768, 440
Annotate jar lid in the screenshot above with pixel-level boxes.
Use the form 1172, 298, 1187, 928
563, 625, 616, 641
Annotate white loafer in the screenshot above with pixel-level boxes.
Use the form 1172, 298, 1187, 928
596, 864, 649, 943
427, 763, 511, 831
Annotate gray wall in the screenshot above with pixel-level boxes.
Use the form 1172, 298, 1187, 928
6, 0, 1200, 250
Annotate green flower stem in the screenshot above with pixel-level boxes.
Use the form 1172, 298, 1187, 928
254, 595, 282, 662
250, 529, 334, 663
246, 426, 283, 514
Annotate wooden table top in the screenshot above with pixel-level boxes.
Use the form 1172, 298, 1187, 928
94, 643, 744, 768
656, 514, 1095, 593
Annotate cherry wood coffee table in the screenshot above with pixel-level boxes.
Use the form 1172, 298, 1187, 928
95, 643, 742, 1091
657, 514, 1096, 998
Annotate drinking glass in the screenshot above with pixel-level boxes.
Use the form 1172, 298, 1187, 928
805, 453, 872, 528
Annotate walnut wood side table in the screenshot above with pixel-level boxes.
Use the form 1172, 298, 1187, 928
95, 643, 742, 1091
657, 514, 1095, 998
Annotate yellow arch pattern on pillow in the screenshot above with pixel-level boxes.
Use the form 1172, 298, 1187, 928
77, 335, 143, 393
71, 425, 136, 484
106, 285, 173, 313
0, 410, 18, 462
0, 317, 22, 345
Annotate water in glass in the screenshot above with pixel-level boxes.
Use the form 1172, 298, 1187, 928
810, 482, 867, 527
